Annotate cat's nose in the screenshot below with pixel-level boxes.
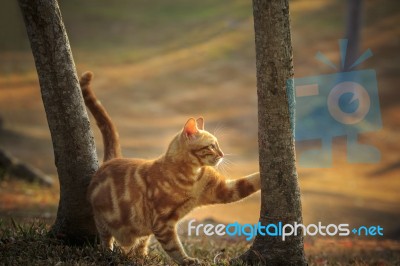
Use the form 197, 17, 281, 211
218, 151, 224, 158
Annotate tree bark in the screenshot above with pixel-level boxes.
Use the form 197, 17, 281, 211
343, 0, 363, 71
237, 0, 307, 264
18, 0, 99, 244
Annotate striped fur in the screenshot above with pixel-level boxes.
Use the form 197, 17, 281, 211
81, 72, 260, 265
80, 72, 122, 161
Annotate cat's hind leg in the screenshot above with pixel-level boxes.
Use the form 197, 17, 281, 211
119, 236, 150, 257
134, 236, 150, 256
94, 218, 114, 250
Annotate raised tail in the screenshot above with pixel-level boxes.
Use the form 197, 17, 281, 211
80, 71, 122, 162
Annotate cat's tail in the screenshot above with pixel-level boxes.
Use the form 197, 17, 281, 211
80, 71, 122, 162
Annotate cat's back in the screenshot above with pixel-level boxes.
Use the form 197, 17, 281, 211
88, 158, 148, 196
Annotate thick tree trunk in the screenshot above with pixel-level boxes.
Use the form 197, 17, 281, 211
238, 0, 307, 264
18, 0, 99, 244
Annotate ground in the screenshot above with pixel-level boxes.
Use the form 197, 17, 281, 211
0, 0, 399, 265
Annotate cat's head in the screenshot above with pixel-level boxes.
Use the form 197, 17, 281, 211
179, 117, 224, 167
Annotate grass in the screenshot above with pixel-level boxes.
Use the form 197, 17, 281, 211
0, 220, 160, 265
1, 220, 400, 266
0, 220, 250, 266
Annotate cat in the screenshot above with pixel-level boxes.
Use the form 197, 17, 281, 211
80, 71, 261, 265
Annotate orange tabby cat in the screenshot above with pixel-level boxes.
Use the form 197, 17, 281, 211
80, 72, 260, 265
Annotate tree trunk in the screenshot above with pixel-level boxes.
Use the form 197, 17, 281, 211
238, 0, 307, 264
18, 0, 99, 244
343, 0, 363, 71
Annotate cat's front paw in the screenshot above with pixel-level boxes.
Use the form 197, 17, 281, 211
181, 257, 202, 265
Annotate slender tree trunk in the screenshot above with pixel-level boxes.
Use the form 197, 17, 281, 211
343, 0, 363, 71
238, 0, 307, 264
18, 0, 99, 244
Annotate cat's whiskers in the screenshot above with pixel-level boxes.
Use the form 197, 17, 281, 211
223, 153, 237, 157
221, 154, 236, 166
222, 159, 234, 171
213, 122, 225, 138
214, 156, 235, 178
219, 161, 232, 178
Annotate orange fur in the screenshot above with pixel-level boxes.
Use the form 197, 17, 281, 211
80, 72, 260, 265
80, 72, 122, 162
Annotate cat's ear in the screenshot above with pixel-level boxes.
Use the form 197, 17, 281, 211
183, 118, 199, 139
196, 117, 204, 130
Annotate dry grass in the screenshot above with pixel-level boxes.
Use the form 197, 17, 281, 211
1, 221, 400, 266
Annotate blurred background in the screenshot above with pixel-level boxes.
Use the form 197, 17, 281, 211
0, 0, 399, 243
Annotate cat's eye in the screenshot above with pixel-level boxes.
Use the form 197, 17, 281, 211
209, 144, 216, 150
